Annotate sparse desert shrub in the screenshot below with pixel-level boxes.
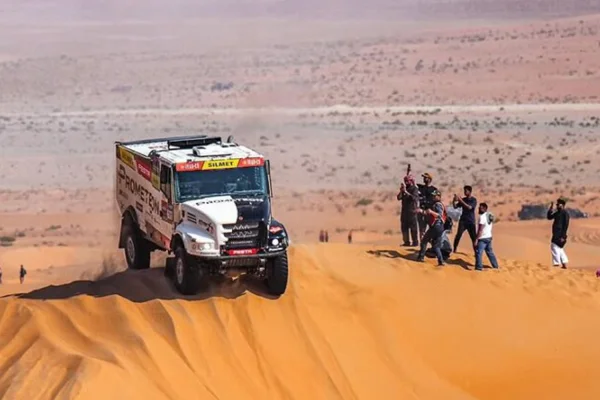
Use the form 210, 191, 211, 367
0, 236, 16, 246
356, 198, 373, 207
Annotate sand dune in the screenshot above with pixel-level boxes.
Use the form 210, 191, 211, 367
1, 244, 600, 400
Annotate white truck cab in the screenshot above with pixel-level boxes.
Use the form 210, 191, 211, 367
115, 135, 290, 296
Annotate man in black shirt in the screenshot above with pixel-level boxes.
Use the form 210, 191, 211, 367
417, 172, 437, 240
397, 175, 420, 246
452, 185, 478, 253
547, 197, 570, 269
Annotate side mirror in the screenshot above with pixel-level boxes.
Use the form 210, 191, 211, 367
265, 160, 273, 198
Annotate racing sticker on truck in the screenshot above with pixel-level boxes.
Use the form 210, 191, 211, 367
118, 147, 136, 170
118, 165, 160, 216
175, 157, 264, 172
136, 158, 152, 182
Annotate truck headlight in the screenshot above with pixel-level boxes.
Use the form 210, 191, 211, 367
271, 238, 280, 246
191, 242, 214, 251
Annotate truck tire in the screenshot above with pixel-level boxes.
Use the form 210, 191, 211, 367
174, 246, 205, 295
123, 223, 151, 270
266, 252, 288, 296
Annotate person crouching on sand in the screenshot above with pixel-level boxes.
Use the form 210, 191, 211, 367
547, 197, 570, 269
415, 190, 446, 266
474, 203, 499, 271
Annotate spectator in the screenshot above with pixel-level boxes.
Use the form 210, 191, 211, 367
397, 175, 420, 246
325, 231, 329, 243
20, 265, 26, 284
453, 185, 478, 253
417, 172, 438, 240
0, 266, 2, 284
547, 198, 570, 269
319, 230, 324, 243
416, 189, 446, 266
474, 203, 499, 271
348, 230, 353, 244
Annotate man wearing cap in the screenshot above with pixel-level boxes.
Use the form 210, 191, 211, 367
547, 197, 570, 269
416, 189, 446, 266
397, 175, 420, 246
417, 172, 438, 240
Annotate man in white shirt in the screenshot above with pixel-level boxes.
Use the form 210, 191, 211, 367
474, 202, 499, 271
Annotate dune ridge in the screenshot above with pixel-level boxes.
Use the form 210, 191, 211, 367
1, 244, 600, 400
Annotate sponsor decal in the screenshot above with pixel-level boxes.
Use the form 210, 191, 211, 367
238, 157, 265, 168
118, 147, 136, 170
160, 200, 174, 223
226, 248, 258, 256
176, 161, 203, 172
151, 156, 161, 190
196, 198, 234, 205
203, 159, 239, 170
175, 158, 265, 172
136, 159, 152, 181
121, 169, 161, 215
197, 219, 215, 234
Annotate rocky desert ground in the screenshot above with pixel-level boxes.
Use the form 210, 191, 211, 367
1, 1, 600, 399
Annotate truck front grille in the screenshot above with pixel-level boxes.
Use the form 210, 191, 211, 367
223, 221, 265, 249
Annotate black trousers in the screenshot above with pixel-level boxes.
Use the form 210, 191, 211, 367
401, 212, 419, 245
453, 220, 477, 251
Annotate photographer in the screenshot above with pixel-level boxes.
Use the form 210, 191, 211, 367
417, 172, 438, 240
452, 185, 478, 253
397, 175, 420, 246
415, 189, 446, 267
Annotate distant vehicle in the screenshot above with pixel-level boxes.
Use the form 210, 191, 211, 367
114, 135, 290, 296
517, 204, 588, 220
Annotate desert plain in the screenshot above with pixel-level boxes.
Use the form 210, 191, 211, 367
2, 1, 600, 399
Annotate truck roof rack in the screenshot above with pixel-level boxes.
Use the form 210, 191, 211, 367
116, 135, 223, 149
167, 135, 222, 149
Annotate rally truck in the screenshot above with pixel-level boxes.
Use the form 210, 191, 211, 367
114, 135, 290, 296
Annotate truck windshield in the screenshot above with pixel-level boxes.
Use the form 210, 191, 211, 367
175, 166, 269, 202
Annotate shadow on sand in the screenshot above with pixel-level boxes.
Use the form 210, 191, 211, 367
6, 267, 279, 303
367, 249, 475, 271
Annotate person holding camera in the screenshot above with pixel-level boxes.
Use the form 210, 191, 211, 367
452, 185, 478, 253
417, 172, 438, 240
547, 198, 570, 269
415, 189, 447, 266
397, 175, 420, 246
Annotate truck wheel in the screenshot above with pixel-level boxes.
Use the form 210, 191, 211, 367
174, 246, 205, 295
123, 224, 151, 270
266, 252, 288, 296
